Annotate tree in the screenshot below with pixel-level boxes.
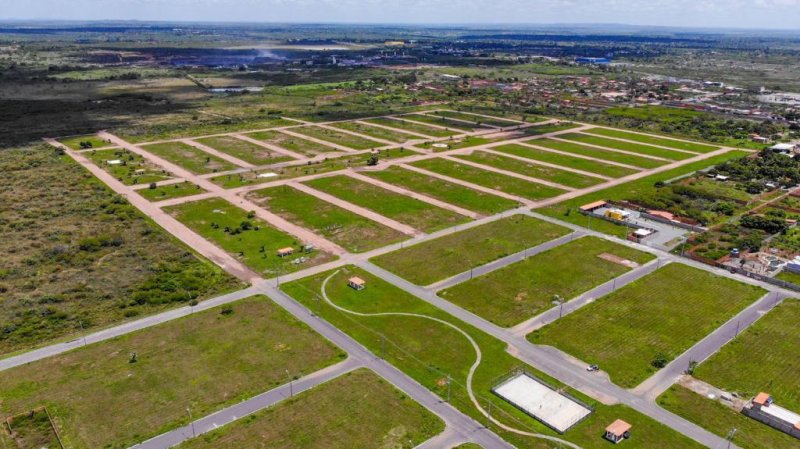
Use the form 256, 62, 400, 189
367, 154, 379, 166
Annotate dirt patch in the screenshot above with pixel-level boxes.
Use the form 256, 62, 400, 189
597, 253, 640, 268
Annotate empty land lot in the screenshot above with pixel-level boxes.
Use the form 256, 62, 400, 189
431, 110, 520, 127
492, 144, 640, 178
86, 148, 171, 185
454, 151, 605, 189
291, 126, 384, 150
137, 181, 206, 201
142, 141, 237, 174
247, 185, 406, 252
304, 175, 470, 233
58, 134, 113, 150
439, 236, 654, 327
529, 263, 766, 388
558, 133, 695, 160
585, 128, 720, 153
370, 215, 569, 286
363, 117, 458, 137
0, 296, 342, 449
401, 114, 479, 132
418, 136, 500, 152
530, 139, 667, 169
331, 121, 417, 143
244, 130, 339, 156
195, 136, 295, 165
174, 369, 444, 449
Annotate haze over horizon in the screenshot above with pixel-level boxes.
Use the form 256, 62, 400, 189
2, 0, 800, 31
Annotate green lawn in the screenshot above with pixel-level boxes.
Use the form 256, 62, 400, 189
585, 128, 720, 153
432, 110, 520, 127
401, 114, 478, 132
247, 185, 406, 253
411, 158, 567, 201
175, 369, 444, 449
331, 121, 418, 143
658, 386, 800, 449
455, 151, 604, 189
363, 166, 520, 216
138, 181, 205, 201
59, 134, 112, 150
559, 133, 695, 160
693, 300, 800, 411
775, 269, 800, 285
439, 236, 654, 327
142, 141, 237, 174
371, 215, 569, 286
120, 117, 294, 144
417, 136, 499, 152
530, 263, 766, 388
0, 296, 343, 449
292, 126, 385, 150
86, 148, 172, 185
166, 198, 336, 276
530, 138, 667, 169
244, 130, 339, 156
195, 136, 295, 165
364, 117, 458, 138
519, 122, 581, 136
492, 144, 639, 178
304, 175, 470, 233
282, 266, 706, 449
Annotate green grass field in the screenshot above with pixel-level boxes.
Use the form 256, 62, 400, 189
439, 236, 654, 327
59, 134, 113, 150
245, 130, 339, 156
529, 263, 766, 388
417, 136, 499, 152
559, 133, 695, 160
0, 296, 342, 449
1, 408, 61, 449
304, 175, 470, 233
137, 181, 205, 201
120, 117, 294, 144
432, 110, 519, 127
492, 144, 640, 178
195, 136, 295, 165
775, 269, 800, 285
401, 114, 478, 132
693, 300, 800, 411
530, 138, 667, 169
363, 166, 520, 215
411, 158, 567, 201
455, 151, 604, 189
585, 128, 720, 153
292, 126, 384, 150
166, 198, 336, 275
175, 369, 444, 449
658, 386, 800, 449
86, 148, 172, 185
247, 185, 407, 252
331, 121, 417, 143
519, 122, 581, 136
364, 117, 458, 138
371, 215, 569, 285
142, 141, 237, 174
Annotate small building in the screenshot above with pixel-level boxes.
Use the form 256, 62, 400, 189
604, 419, 632, 444
770, 143, 796, 155
580, 201, 607, 213
605, 208, 631, 221
742, 392, 800, 439
648, 210, 677, 221
107, 159, 122, 165
348, 277, 366, 291
277, 247, 294, 258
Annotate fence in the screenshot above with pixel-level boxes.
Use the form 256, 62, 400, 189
683, 252, 800, 293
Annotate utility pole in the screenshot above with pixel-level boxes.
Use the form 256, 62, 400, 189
186, 408, 196, 438
79, 320, 87, 346
286, 369, 293, 397
726, 427, 737, 449
446, 375, 452, 402
554, 295, 564, 318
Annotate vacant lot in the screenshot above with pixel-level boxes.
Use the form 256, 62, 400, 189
418, 136, 499, 152
455, 151, 604, 189
693, 300, 800, 411
138, 181, 205, 201
0, 147, 238, 355
247, 185, 406, 252
176, 369, 443, 449
304, 175, 470, 233
142, 141, 237, 174
585, 128, 720, 153
531, 138, 666, 169
195, 136, 295, 165
58, 134, 113, 150
245, 130, 339, 157
439, 237, 654, 327
166, 198, 336, 276
411, 158, 566, 201
86, 148, 172, 185
559, 133, 694, 160
331, 121, 417, 143
364, 117, 457, 138
492, 144, 639, 178
432, 110, 519, 127
0, 296, 343, 449
401, 114, 478, 132
371, 215, 569, 285
519, 122, 581, 136
292, 126, 384, 150
530, 263, 765, 388
363, 166, 520, 216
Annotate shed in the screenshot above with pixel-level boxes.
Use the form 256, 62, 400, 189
604, 419, 632, 444
277, 247, 294, 258
348, 277, 366, 291
580, 201, 607, 212
754, 392, 773, 407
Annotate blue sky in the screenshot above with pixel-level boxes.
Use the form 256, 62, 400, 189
2, 0, 800, 29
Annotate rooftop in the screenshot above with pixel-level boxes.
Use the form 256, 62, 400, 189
606, 419, 632, 436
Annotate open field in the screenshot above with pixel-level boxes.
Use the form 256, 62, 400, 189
58, 134, 113, 150
530, 263, 766, 388
693, 300, 800, 411
401, 114, 478, 132
283, 266, 706, 449
137, 181, 206, 201
559, 133, 695, 160
775, 270, 800, 284
363, 166, 520, 215
431, 110, 519, 127
530, 138, 667, 169
331, 121, 417, 143
454, 151, 604, 189
0, 147, 239, 355
120, 117, 295, 144
86, 148, 172, 185
585, 128, 720, 153
492, 144, 639, 178
245, 130, 339, 156
247, 185, 407, 252
658, 386, 800, 449
411, 158, 567, 201
304, 175, 470, 232
418, 136, 500, 152
439, 236, 654, 327
1, 408, 61, 449
371, 215, 569, 285
142, 141, 238, 174
292, 126, 384, 150
175, 369, 444, 449
0, 296, 343, 449
195, 136, 295, 165
363, 117, 458, 137
166, 198, 336, 276
519, 122, 581, 136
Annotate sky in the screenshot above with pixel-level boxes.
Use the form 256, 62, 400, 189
2, 0, 800, 30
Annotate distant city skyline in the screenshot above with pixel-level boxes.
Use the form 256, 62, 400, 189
2, 0, 800, 30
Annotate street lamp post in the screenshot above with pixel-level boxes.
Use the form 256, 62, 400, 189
286, 369, 293, 397
726, 427, 737, 449
186, 407, 196, 438
554, 295, 564, 318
